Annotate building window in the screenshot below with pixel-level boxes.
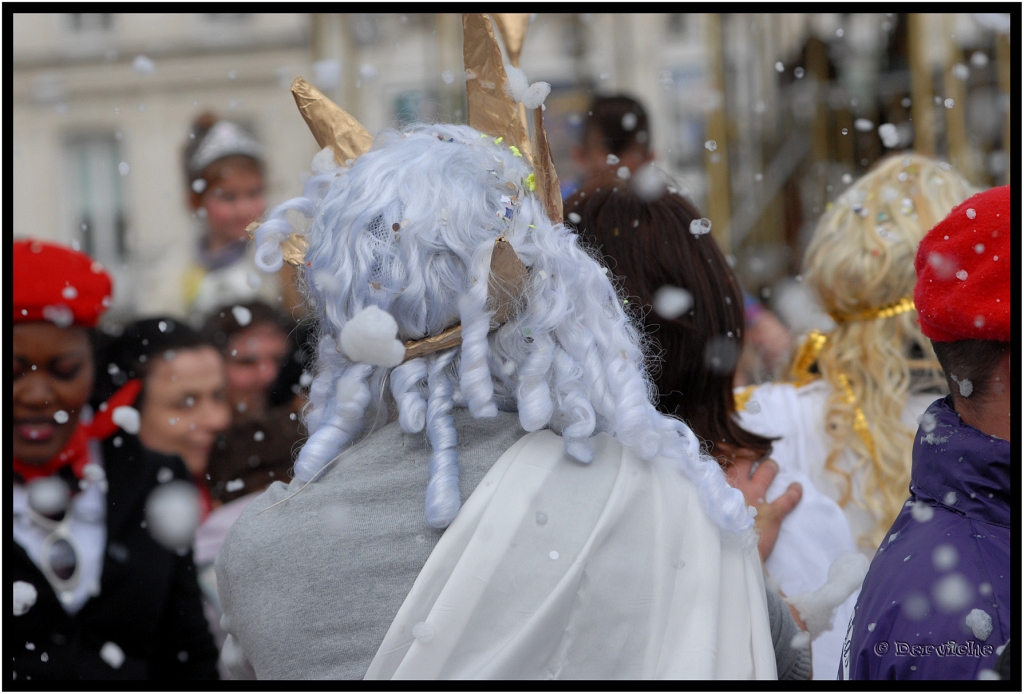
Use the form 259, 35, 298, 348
64, 134, 128, 266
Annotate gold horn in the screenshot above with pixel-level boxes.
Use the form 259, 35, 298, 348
462, 13, 534, 166
491, 13, 533, 137
491, 13, 530, 67
291, 77, 374, 166
246, 78, 376, 266
533, 105, 562, 224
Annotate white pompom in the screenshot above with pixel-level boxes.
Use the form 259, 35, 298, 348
340, 305, 406, 367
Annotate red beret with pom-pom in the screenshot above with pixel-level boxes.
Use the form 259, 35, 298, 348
13, 239, 114, 328
914, 185, 1009, 343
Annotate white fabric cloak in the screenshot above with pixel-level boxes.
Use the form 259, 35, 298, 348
365, 429, 777, 680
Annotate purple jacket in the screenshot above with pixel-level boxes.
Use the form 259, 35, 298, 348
840, 396, 1010, 680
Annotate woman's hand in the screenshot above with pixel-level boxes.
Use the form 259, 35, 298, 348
716, 446, 803, 563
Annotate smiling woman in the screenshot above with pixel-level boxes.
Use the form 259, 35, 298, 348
13, 323, 94, 467
12, 239, 218, 681
97, 318, 231, 510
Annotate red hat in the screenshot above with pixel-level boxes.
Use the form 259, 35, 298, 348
914, 186, 1010, 343
13, 239, 114, 328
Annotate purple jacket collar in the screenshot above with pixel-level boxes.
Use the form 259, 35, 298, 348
910, 396, 1010, 528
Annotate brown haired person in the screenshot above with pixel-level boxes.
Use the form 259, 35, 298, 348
12, 240, 218, 680
565, 180, 862, 679
570, 95, 792, 385
142, 112, 292, 321
200, 301, 306, 507
569, 95, 654, 188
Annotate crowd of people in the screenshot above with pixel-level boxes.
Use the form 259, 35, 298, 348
12, 16, 1010, 683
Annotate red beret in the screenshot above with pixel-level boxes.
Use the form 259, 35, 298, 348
914, 186, 1010, 342
13, 239, 113, 328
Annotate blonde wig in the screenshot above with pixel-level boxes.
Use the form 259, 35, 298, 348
802, 153, 976, 549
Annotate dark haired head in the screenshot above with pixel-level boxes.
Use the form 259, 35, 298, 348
564, 179, 774, 458
583, 95, 651, 157
201, 301, 293, 355
930, 340, 1010, 410
95, 317, 214, 405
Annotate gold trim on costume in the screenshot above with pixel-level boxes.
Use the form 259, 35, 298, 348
733, 384, 758, 413
829, 296, 915, 326
788, 329, 828, 388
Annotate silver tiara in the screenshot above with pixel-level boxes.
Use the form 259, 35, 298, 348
189, 120, 265, 175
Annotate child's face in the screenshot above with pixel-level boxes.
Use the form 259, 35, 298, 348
200, 164, 266, 246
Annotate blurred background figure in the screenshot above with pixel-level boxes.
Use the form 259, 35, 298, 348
565, 180, 860, 679
96, 316, 238, 671
568, 93, 793, 387
737, 153, 976, 555
178, 113, 278, 321
201, 300, 306, 506
97, 318, 232, 520
13, 239, 218, 680
568, 94, 654, 192
189, 301, 306, 669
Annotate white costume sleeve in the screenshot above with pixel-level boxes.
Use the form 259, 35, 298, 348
366, 430, 777, 680
738, 382, 860, 679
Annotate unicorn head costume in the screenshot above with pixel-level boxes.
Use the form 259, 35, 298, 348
250, 16, 749, 534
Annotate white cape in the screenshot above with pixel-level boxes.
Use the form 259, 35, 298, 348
365, 430, 777, 680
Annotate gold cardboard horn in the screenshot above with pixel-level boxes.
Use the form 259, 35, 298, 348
533, 106, 563, 224
491, 14, 530, 67
246, 78, 376, 266
291, 77, 374, 166
462, 13, 534, 166
491, 13, 533, 151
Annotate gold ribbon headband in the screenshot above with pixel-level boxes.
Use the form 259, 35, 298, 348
828, 296, 916, 326
401, 235, 526, 363
786, 296, 915, 470
787, 330, 879, 467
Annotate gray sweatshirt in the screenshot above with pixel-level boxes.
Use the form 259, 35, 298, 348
216, 408, 811, 680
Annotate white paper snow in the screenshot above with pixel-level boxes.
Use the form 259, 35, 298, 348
112, 406, 141, 435
100, 641, 126, 669
653, 285, 694, 320
14, 581, 38, 616
144, 481, 201, 552
502, 64, 550, 109
965, 608, 993, 641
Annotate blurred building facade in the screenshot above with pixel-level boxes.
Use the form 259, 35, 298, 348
12, 12, 1011, 326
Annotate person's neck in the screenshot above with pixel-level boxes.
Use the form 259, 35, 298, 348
205, 234, 244, 255
953, 371, 1010, 442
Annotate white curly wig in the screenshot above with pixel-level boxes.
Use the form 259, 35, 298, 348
254, 123, 750, 533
